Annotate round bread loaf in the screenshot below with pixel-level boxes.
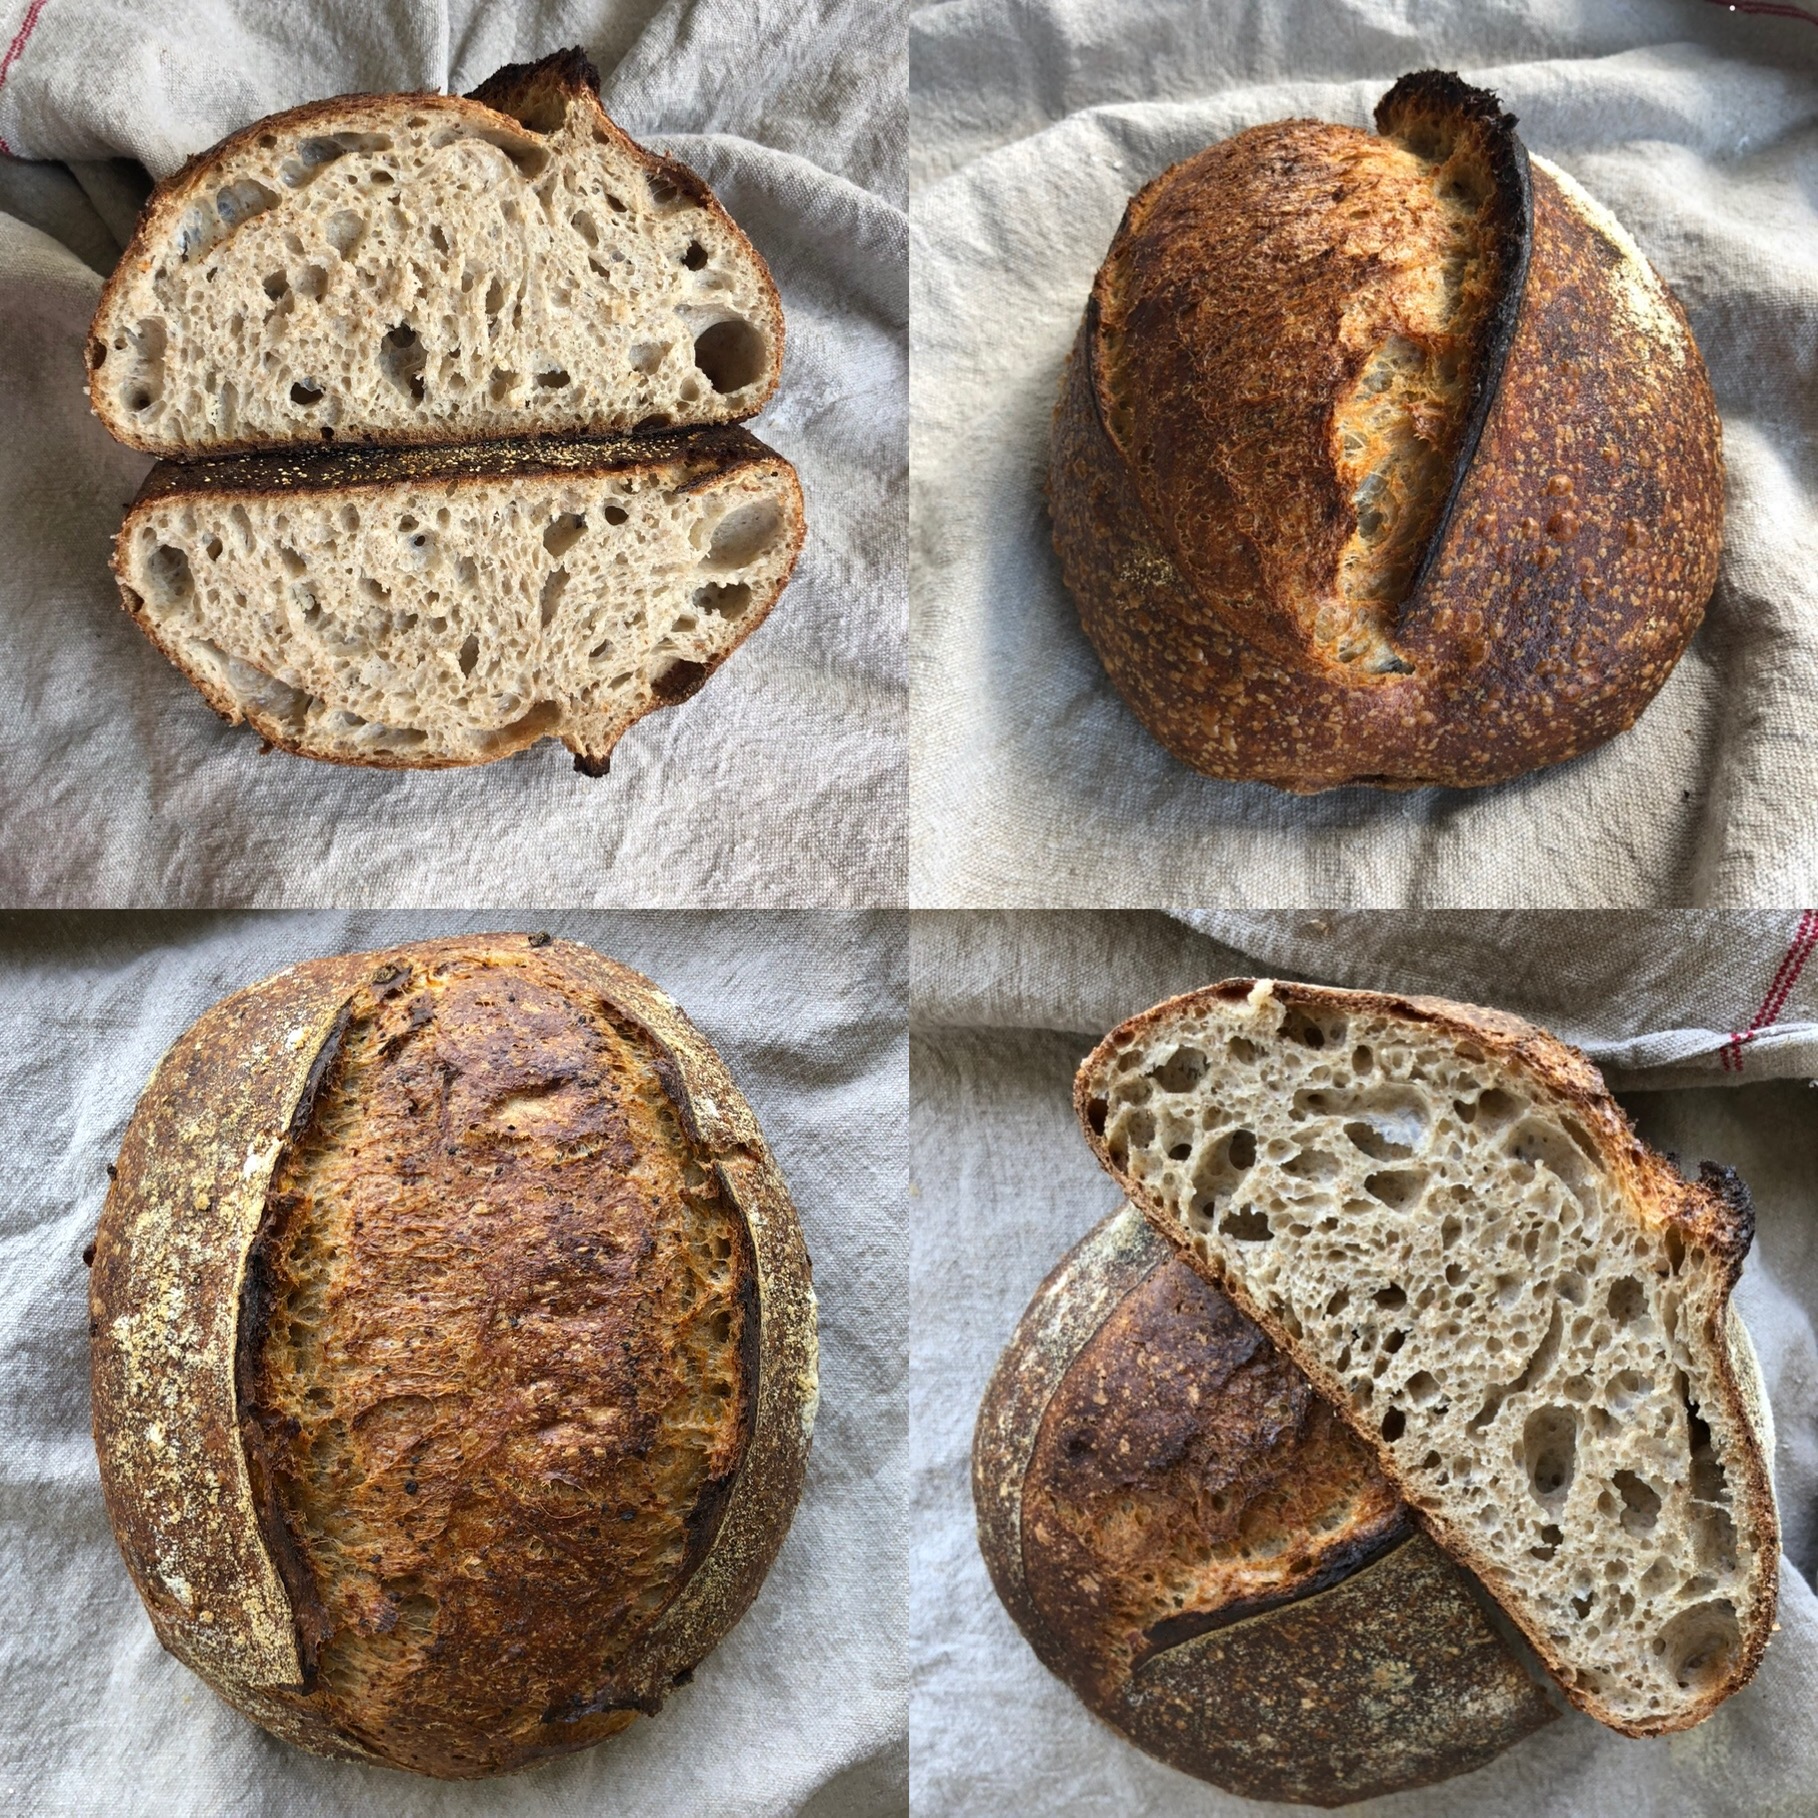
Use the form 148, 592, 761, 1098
89, 934, 817, 1779
973, 1203, 1559, 1806
1048, 70, 1723, 792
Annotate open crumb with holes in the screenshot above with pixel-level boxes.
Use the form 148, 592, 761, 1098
114, 427, 803, 771
1075, 978, 1778, 1736
87, 49, 782, 457
89, 49, 804, 770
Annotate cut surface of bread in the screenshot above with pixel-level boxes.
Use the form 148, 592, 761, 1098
89, 49, 782, 457
1076, 980, 1779, 1735
114, 428, 804, 769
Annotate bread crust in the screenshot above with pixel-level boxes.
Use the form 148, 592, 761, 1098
90, 935, 816, 1777
110, 430, 806, 772
975, 1203, 1558, 1805
1049, 71, 1723, 791
87, 49, 785, 457
1073, 981, 1779, 1734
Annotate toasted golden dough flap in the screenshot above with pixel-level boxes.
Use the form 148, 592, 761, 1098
1052, 70, 1723, 791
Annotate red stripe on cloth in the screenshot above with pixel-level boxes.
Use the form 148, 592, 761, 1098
0, 0, 50, 159
1723, 910, 1818, 1072
1700, 0, 1818, 25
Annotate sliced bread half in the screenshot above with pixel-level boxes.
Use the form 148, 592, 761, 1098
88, 49, 782, 457
1075, 979, 1779, 1736
113, 427, 803, 770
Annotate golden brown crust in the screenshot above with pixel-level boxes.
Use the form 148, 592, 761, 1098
87, 50, 785, 457
1050, 72, 1723, 791
109, 436, 807, 773
90, 935, 816, 1779
1072, 981, 1779, 1735
973, 1205, 1558, 1805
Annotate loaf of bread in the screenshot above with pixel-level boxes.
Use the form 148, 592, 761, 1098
87, 50, 805, 769
113, 428, 803, 770
974, 1202, 1558, 1806
1049, 70, 1723, 791
88, 935, 817, 1778
1076, 980, 1777, 1735
88, 49, 781, 457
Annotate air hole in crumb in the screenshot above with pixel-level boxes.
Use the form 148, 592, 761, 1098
694, 581, 752, 621
682, 240, 708, 269
324, 210, 364, 257
1365, 1169, 1426, 1212
1523, 1406, 1577, 1501
290, 382, 324, 406
1380, 1407, 1406, 1442
1661, 1602, 1740, 1690
539, 568, 568, 629
457, 634, 480, 678
1218, 1204, 1272, 1243
1613, 1470, 1662, 1535
692, 318, 766, 393
1608, 1277, 1646, 1324
485, 276, 506, 319
543, 513, 586, 559
634, 414, 672, 432
262, 270, 289, 301
629, 342, 666, 375
1149, 1047, 1206, 1093
602, 505, 629, 526
428, 223, 450, 254
536, 368, 570, 388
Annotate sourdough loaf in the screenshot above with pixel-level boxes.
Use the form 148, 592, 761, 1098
974, 1203, 1558, 1806
89, 935, 817, 1778
1049, 70, 1723, 791
113, 428, 804, 770
1075, 980, 1778, 1735
88, 49, 782, 457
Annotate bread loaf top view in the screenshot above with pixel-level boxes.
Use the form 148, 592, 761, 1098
88, 50, 782, 458
975, 1202, 1558, 1806
1076, 980, 1777, 1735
89, 935, 817, 1778
1050, 70, 1723, 792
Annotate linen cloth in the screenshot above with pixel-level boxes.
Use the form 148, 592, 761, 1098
909, 0, 1818, 907
0, 0, 906, 906
911, 910, 1818, 1816
0, 910, 907, 1817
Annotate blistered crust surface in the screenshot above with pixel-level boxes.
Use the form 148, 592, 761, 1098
88, 53, 783, 456
1051, 77, 1723, 792
1077, 980, 1779, 1734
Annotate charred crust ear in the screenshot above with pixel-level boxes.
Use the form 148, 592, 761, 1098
572, 751, 610, 777
1372, 69, 1533, 620
464, 46, 603, 130
1697, 1161, 1756, 1270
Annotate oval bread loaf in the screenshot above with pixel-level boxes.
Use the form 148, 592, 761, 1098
89, 934, 817, 1779
1075, 980, 1778, 1736
1049, 70, 1723, 791
974, 1202, 1559, 1806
